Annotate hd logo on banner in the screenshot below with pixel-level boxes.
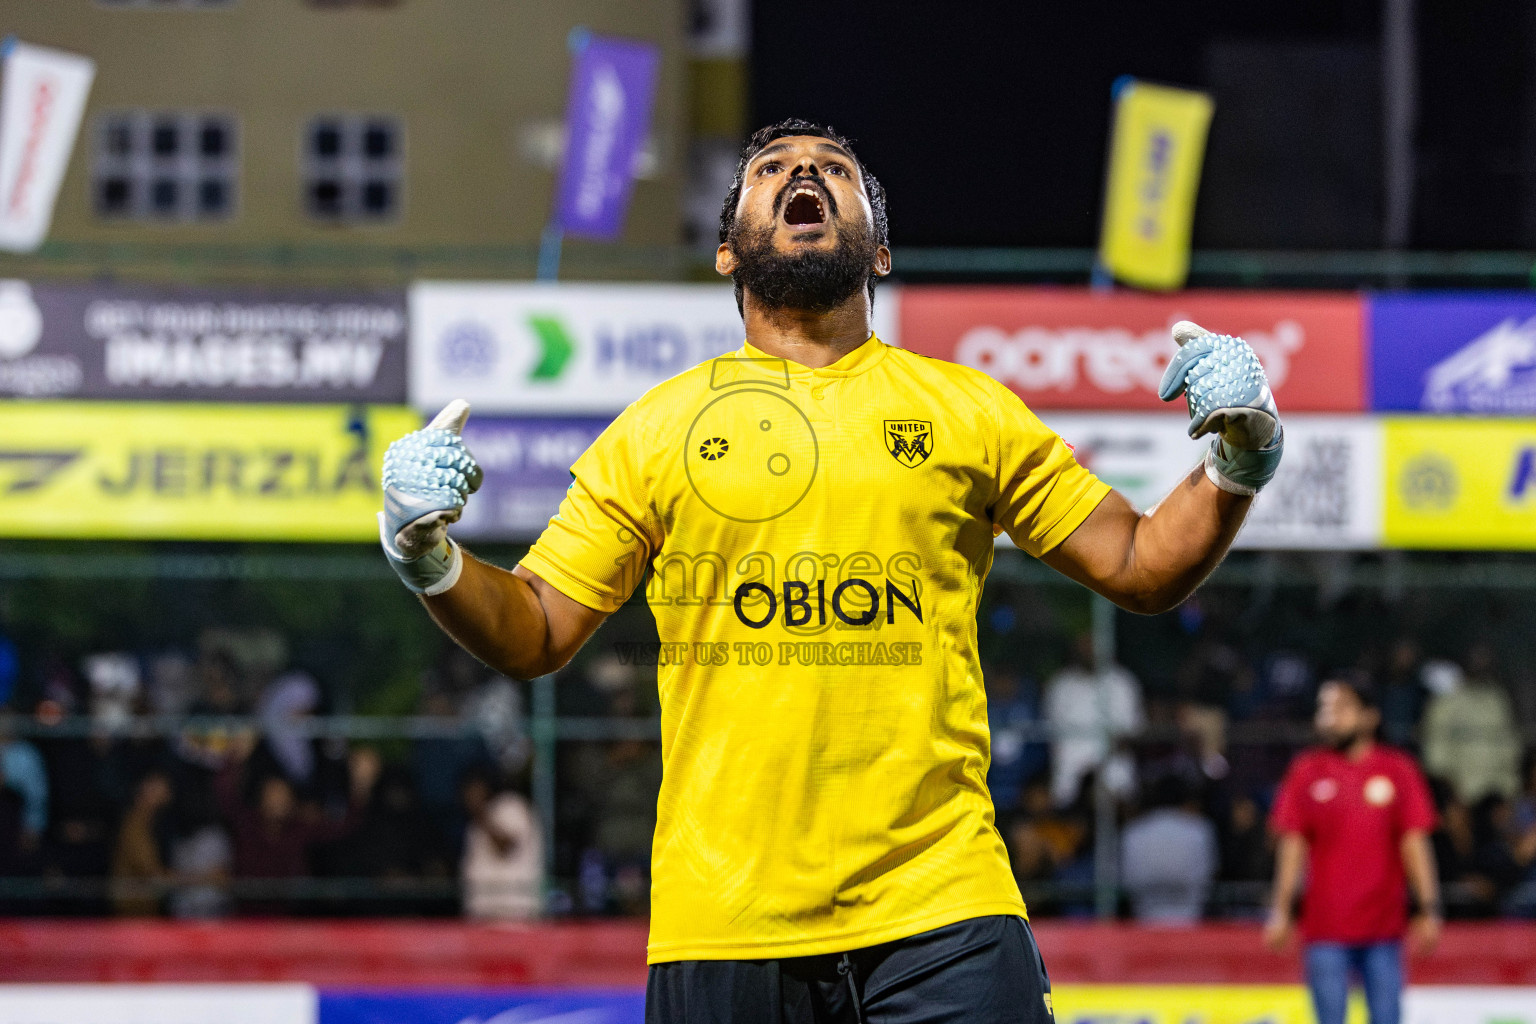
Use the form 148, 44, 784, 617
0, 403, 419, 541
1385, 418, 1536, 549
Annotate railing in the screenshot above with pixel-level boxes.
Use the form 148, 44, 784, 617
3, 241, 1536, 288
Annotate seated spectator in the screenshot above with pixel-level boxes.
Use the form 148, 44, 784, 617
111, 771, 173, 916
1121, 774, 1217, 925
1044, 634, 1143, 808
1220, 794, 1273, 888
168, 794, 233, 920
0, 710, 46, 859
461, 769, 541, 920
215, 737, 374, 915
985, 667, 1046, 814
1423, 651, 1521, 804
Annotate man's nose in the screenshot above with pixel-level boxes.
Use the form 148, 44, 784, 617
790, 158, 822, 179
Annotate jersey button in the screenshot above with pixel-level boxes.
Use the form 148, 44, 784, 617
811, 386, 825, 400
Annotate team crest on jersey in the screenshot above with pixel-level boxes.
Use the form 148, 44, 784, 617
884, 420, 932, 468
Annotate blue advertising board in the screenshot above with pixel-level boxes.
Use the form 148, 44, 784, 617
320, 988, 645, 1024
454, 416, 612, 541
1370, 292, 1536, 413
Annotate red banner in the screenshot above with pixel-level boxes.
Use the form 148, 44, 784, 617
899, 288, 1364, 411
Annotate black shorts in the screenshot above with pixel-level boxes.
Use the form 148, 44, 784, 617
645, 915, 1054, 1024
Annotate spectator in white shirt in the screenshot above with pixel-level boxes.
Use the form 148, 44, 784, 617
1121, 774, 1217, 924
461, 770, 542, 920
1044, 633, 1144, 808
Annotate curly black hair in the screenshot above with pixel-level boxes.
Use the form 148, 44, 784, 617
718, 118, 889, 308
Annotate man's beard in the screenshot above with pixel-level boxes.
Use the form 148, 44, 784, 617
728, 206, 879, 314
1327, 727, 1365, 752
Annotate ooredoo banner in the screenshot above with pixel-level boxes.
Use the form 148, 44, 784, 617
0, 280, 408, 402
1042, 414, 1382, 550
900, 288, 1364, 412
1370, 292, 1536, 413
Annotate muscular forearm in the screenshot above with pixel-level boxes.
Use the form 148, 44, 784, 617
1045, 467, 1250, 615
1271, 832, 1307, 916
421, 553, 564, 679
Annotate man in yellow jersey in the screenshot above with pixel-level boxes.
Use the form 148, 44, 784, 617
378, 119, 1284, 1023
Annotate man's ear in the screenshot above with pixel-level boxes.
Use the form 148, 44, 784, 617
716, 242, 736, 277
873, 245, 892, 278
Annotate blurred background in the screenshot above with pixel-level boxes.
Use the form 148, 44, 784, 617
0, 0, 1533, 1021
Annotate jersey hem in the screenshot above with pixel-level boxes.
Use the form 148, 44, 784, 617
1033, 478, 1113, 555
518, 550, 621, 613
645, 898, 1029, 964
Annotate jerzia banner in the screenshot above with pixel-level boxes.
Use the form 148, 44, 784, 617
0, 281, 407, 402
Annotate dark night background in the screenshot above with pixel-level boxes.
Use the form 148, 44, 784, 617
752, 0, 1532, 250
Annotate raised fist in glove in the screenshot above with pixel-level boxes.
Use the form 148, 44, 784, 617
1158, 320, 1284, 496
378, 399, 483, 594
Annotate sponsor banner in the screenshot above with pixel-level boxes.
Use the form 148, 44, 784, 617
554, 34, 661, 240
1384, 418, 1536, 549
0, 281, 408, 402
1056, 986, 1536, 1024
0, 42, 95, 252
319, 988, 644, 1024
411, 281, 899, 417
456, 416, 610, 540
1406, 986, 1536, 1024
1053, 985, 1350, 1024
900, 288, 1363, 412
1043, 414, 1383, 550
1370, 292, 1536, 414
1098, 79, 1215, 291
0, 984, 315, 1024
0, 402, 419, 541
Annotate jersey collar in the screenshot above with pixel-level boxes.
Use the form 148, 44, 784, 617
738, 333, 888, 379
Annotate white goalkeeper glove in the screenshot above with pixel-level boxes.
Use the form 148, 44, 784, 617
379, 399, 482, 595
1158, 320, 1284, 496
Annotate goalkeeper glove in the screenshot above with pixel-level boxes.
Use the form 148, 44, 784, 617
1158, 320, 1284, 496
379, 399, 483, 595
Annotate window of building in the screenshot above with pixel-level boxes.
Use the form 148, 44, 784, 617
302, 115, 403, 223
92, 111, 239, 222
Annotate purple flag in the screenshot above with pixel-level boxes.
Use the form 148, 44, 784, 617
553, 34, 661, 240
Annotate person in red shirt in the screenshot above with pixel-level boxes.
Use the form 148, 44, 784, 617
1266, 675, 1441, 1024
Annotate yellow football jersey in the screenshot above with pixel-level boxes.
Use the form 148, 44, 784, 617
520, 335, 1110, 962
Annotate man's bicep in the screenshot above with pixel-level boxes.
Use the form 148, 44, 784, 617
1038, 489, 1140, 596
512, 564, 612, 668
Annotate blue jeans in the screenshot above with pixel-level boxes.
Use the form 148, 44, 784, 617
1304, 941, 1403, 1024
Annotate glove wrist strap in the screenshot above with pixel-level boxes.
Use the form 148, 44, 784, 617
378, 513, 464, 596
1204, 449, 1259, 497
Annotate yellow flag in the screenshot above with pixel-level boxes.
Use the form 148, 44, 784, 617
1098, 78, 1214, 291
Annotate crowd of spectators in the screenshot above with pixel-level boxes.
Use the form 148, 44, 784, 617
0, 632, 544, 919
0, 593, 1533, 922
987, 627, 1536, 922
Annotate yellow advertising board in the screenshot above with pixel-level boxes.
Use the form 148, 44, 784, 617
1053, 985, 1366, 1024
1098, 78, 1215, 291
1384, 418, 1536, 549
0, 402, 420, 541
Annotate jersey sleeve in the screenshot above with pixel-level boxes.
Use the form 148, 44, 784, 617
1397, 756, 1439, 834
1269, 757, 1310, 836
519, 404, 660, 613
987, 380, 1112, 557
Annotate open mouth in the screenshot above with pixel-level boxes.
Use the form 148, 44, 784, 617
782, 185, 827, 227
